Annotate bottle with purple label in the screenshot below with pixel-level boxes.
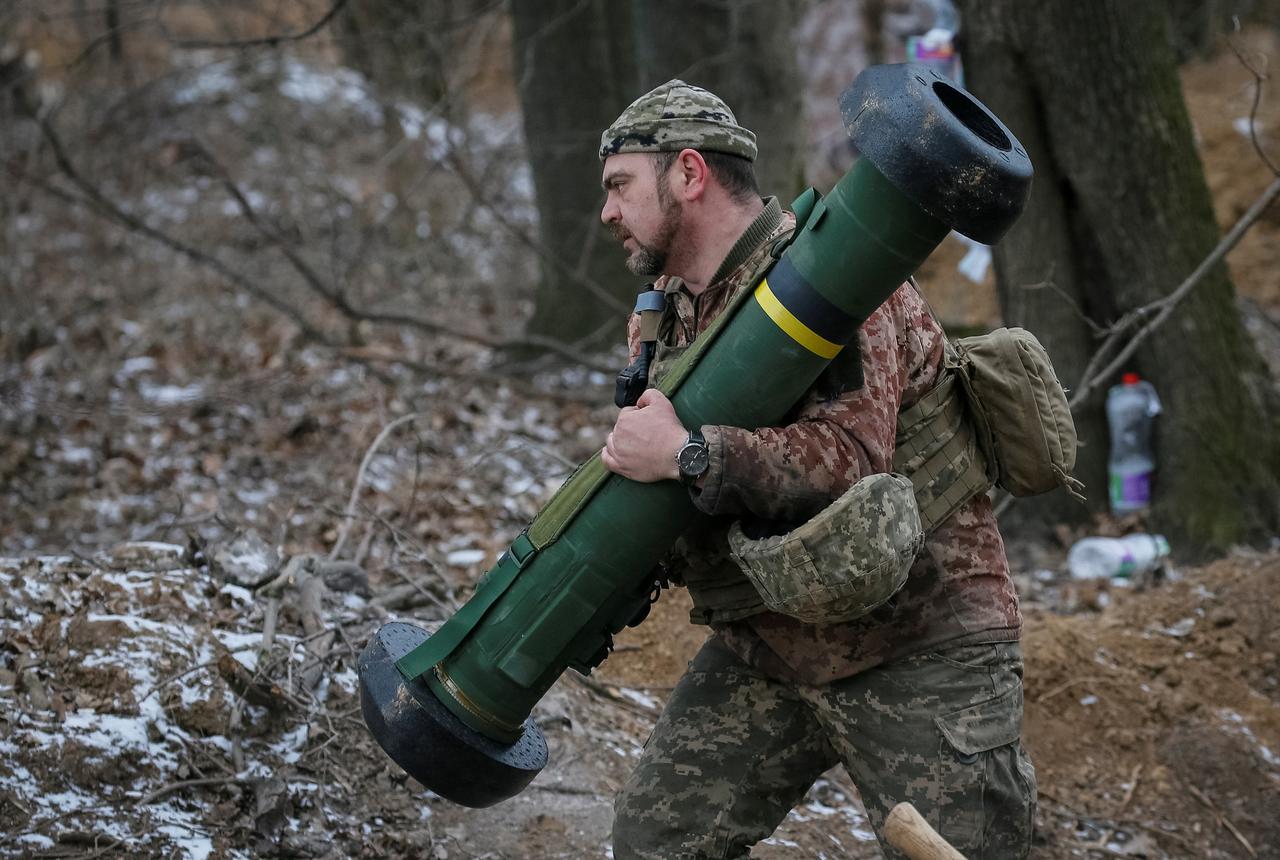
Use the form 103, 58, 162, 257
1067, 533, 1171, 580
1106, 373, 1161, 514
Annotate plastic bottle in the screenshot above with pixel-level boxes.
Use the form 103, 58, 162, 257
1106, 373, 1161, 514
1067, 533, 1170, 580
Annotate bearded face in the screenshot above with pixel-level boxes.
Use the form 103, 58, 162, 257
605, 158, 684, 276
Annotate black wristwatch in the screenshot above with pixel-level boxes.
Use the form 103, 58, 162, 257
675, 429, 709, 486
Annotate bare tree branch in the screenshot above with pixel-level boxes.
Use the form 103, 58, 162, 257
1228, 25, 1279, 178
1070, 175, 1280, 408
16, 111, 335, 344
1015, 262, 1109, 337
443, 146, 631, 317
1067, 35, 1280, 408
186, 137, 620, 370
162, 0, 352, 50
18, 110, 617, 372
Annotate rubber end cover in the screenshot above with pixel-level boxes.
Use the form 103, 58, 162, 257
358, 622, 548, 808
840, 63, 1033, 245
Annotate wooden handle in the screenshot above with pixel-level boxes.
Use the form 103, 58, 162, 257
883, 802, 967, 860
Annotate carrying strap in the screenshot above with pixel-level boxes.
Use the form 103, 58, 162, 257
526, 231, 791, 551
394, 532, 536, 679
635, 288, 665, 342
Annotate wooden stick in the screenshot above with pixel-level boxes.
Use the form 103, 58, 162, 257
884, 802, 966, 860
296, 573, 337, 694
1188, 784, 1257, 858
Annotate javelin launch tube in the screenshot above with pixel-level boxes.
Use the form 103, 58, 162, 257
358, 64, 1033, 807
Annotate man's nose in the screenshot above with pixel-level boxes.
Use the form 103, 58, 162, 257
601, 195, 620, 224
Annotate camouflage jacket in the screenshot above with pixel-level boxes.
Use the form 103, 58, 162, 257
626, 199, 1021, 686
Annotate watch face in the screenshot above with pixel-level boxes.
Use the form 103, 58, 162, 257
677, 441, 709, 476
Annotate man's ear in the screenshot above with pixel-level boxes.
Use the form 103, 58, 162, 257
675, 148, 708, 202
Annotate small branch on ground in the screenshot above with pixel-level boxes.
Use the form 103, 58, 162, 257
216, 652, 294, 713
1188, 783, 1257, 857
330, 413, 422, 562
137, 656, 224, 704
295, 573, 337, 695
135, 776, 243, 807
568, 673, 660, 719
373, 565, 456, 615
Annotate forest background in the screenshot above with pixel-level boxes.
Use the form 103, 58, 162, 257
2, 1, 1280, 858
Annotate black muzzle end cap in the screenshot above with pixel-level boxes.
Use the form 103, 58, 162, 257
840, 63, 1033, 246
358, 622, 548, 808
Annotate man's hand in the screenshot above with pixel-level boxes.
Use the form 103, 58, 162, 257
601, 389, 688, 482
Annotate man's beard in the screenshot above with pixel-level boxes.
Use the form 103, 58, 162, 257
614, 199, 682, 276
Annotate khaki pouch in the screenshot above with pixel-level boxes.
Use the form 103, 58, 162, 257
950, 327, 1084, 500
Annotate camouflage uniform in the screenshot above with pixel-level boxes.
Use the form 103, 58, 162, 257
602, 80, 1035, 859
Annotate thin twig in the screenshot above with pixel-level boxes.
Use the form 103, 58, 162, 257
1034, 674, 1119, 704
1227, 29, 1279, 178
330, 413, 421, 561
22, 123, 614, 375
134, 775, 242, 807
195, 142, 618, 371
1118, 763, 1142, 814
19, 120, 332, 345
1069, 35, 1280, 406
1017, 264, 1108, 337
568, 673, 660, 719
377, 565, 455, 615
296, 573, 336, 694
164, 0, 351, 50
1095, 762, 1144, 849
137, 655, 225, 703
1188, 783, 1257, 857
444, 146, 631, 318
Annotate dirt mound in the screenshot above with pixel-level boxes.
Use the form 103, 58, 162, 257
1024, 551, 1280, 858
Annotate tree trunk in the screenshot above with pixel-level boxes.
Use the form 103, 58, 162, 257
958, 0, 1280, 555
511, 0, 640, 349
630, 0, 806, 201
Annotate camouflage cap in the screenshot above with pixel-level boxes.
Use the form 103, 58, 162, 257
599, 79, 757, 162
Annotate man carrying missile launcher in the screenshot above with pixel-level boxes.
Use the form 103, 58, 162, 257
597, 79, 1036, 859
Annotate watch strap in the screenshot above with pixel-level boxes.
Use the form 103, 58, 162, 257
677, 429, 709, 485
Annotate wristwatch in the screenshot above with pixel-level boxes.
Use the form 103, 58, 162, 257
675, 429, 710, 486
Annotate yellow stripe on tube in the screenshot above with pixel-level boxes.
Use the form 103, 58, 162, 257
753, 280, 844, 359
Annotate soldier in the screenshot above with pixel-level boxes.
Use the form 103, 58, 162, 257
597, 79, 1036, 859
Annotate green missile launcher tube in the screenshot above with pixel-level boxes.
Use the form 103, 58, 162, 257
358, 64, 1033, 808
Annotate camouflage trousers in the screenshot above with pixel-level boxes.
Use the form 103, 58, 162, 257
612, 636, 1035, 859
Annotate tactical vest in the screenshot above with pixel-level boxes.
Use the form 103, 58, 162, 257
672, 371, 991, 625
650, 292, 991, 626
624, 200, 999, 626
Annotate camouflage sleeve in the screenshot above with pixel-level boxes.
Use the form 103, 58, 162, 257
692, 283, 946, 523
